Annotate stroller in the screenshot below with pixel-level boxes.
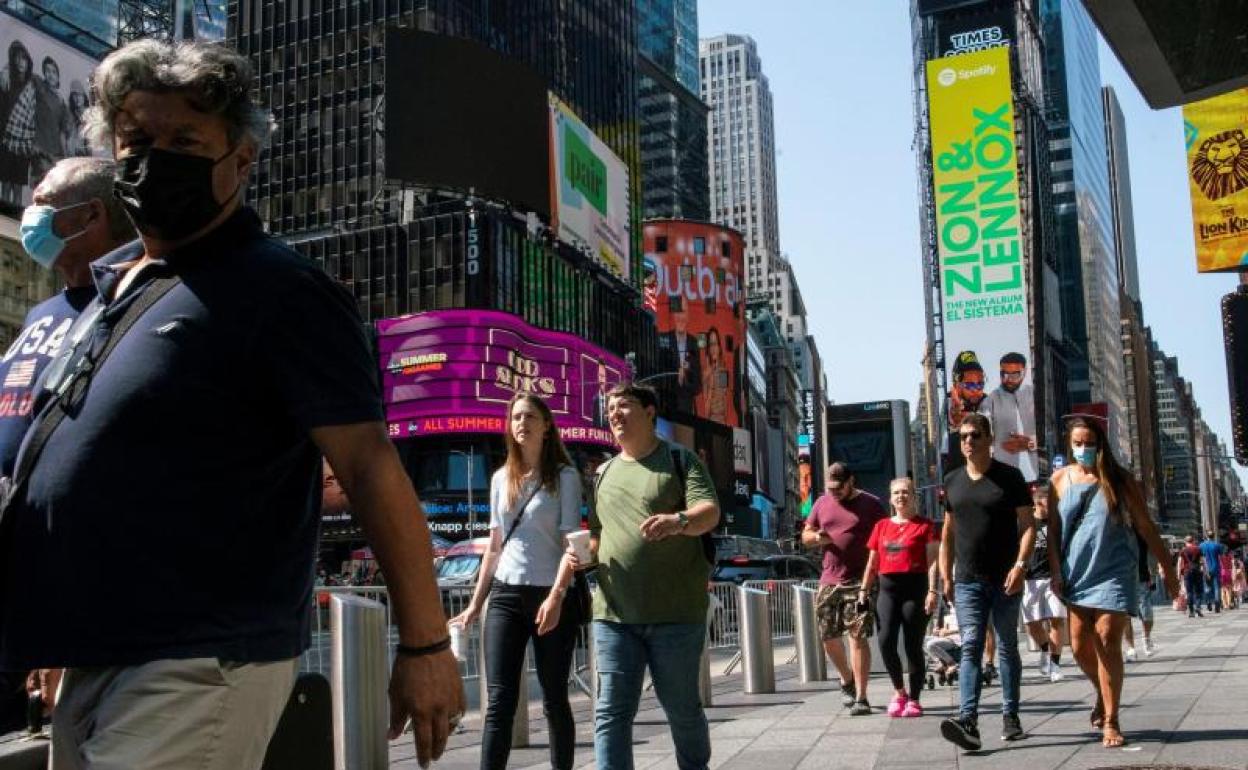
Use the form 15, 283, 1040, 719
922, 597, 961, 689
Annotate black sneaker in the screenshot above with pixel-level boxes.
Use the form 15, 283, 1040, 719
849, 699, 872, 716
840, 681, 856, 707
940, 715, 982, 750
1001, 713, 1024, 741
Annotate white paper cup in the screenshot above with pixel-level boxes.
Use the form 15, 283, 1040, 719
567, 530, 593, 564
448, 622, 466, 661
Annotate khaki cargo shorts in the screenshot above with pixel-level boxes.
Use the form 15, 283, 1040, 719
815, 582, 873, 640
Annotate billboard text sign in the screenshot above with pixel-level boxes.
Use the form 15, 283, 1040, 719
550, 94, 630, 281
377, 310, 629, 447
926, 45, 1038, 480
1183, 87, 1248, 272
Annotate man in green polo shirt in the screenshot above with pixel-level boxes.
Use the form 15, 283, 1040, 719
587, 382, 719, 770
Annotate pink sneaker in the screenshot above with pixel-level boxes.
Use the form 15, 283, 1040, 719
902, 699, 924, 718
886, 695, 908, 717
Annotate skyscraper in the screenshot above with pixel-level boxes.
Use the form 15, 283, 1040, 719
1043, 0, 1129, 458
637, 0, 709, 220
1152, 342, 1200, 534
699, 34, 781, 308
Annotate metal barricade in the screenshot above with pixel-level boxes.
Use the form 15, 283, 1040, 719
329, 594, 388, 770
742, 579, 799, 642
738, 586, 775, 694
792, 585, 826, 683
707, 582, 740, 651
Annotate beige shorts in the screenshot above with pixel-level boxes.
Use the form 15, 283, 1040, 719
51, 656, 298, 770
815, 582, 874, 640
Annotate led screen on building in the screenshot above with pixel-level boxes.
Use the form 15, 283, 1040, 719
1182, 86, 1248, 273
550, 94, 631, 281
926, 45, 1038, 480
642, 220, 746, 428
377, 310, 629, 448
0, 15, 100, 214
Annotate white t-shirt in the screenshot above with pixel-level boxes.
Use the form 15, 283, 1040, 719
491, 465, 583, 586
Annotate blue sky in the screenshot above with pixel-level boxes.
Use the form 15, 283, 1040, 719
697, 1, 1246, 486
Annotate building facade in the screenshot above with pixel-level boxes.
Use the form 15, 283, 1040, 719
1152, 342, 1200, 535
699, 34, 781, 309
1043, 0, 1129, 458
637, 0, 709, 220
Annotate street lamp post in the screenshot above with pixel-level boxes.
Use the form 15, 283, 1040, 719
449, 448, 477, 538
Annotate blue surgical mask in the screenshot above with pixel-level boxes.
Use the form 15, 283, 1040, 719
1072, 446, 1098, 467
19, 201, 90, 268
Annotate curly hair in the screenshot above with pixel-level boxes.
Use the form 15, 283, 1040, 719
82, 40, 273, 153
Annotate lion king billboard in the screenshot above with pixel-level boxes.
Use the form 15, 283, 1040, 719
1183, 87, 1248, 273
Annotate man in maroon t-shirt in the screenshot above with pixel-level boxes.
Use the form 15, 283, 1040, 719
801, 462, 885, 714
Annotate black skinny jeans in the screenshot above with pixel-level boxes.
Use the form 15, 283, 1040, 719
482, 581, 579, 770
876, 572, 929, 700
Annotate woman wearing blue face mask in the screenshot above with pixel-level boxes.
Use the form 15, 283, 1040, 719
1046, 416, 1179, 749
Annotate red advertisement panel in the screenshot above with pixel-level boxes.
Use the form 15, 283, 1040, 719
642, 221, 746, 428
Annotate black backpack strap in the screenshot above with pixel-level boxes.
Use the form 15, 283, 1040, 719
2, 276, 181, 521
668, 444, 716, 565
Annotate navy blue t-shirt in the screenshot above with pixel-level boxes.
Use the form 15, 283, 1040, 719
0, 208, 383, 669
0, 286, 96, 477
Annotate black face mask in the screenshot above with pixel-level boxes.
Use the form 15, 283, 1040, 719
113, 146, 237, 241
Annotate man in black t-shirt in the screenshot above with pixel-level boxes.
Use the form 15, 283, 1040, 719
937, 414, 1034, 751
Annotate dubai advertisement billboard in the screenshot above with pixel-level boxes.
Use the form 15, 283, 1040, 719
926, 45, 1038, 480
377, 310, 629, 448
1182, 87, 1248, 272
0, 14, 99, 214
550, 94, 631, 282
642, 220, 746, 428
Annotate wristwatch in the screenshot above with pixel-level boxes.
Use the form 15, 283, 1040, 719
676, 511, 690, 529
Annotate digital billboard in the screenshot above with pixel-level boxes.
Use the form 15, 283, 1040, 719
642, 220, 746, 428
933, 6, 1013, 58
1182, 86, 1248, 272
383, 28, 551, 219
550, 95, 631, 281
0, 15, 99, 214
926, 45, 1038, 480
377, 310, 629, 448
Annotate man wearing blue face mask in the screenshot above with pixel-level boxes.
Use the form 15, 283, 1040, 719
0, 156, 133, 736
5, 157, 133, 476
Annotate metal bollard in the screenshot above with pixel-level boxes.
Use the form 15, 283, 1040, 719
698, 633, 713, 707
476, 598, 530, 748
738, 586, 775, 694
792, 585, 826, 683
330, 594, 388, 770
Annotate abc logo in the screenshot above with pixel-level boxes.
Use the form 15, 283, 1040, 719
937, 68, 957, 87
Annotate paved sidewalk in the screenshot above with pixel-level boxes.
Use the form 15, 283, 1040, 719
395, 605, 1248, 769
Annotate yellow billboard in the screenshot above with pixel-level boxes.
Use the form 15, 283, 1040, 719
926, 45, 1038, 481
1183, 87, 1248, 272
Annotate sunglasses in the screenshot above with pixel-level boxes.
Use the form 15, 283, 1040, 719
959, 381, 984, 391
958, 431, 983, 442
999, 370, 1024, 380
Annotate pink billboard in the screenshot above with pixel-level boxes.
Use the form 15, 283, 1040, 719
377, 310, 630, 447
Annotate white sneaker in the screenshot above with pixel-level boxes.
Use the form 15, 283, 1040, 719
1143, 639, 1156, 657
1049, 666, 1064, 682
1037, 651, 1050, 676
1125, 647, 1137, 662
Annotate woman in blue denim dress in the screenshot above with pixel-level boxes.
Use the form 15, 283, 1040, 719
1048, 415, 1178, 749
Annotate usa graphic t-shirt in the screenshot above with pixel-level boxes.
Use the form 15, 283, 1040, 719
0, 286, 96, 476
867, 516, 937, 575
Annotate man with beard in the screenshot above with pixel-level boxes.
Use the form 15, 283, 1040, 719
945, 352, 986, 472
980, 352, 1037, 479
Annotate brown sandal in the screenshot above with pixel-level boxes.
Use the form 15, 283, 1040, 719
1090, 702, 1105, 730
1102, 718, 1126, 748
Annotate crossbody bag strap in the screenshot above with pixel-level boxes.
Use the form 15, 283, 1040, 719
1059, 482, 1101, 563
5, 276, 181, 511
499, 479, 542, 552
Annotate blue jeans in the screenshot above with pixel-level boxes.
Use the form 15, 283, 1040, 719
593, 621, 710, 770
1206, 571, 1222, 610
954, 581, 1023, 720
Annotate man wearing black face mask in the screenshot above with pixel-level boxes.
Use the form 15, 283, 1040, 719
0, 40, 462, 770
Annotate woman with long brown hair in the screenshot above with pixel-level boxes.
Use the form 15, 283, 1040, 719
450, 393, 584, 770
1048, 415, 1178, 748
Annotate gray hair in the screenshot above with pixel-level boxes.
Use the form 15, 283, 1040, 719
83, 39, 273, 152
35, 157, 134, 242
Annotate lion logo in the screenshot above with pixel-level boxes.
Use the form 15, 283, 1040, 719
1190, 129, 1248, 201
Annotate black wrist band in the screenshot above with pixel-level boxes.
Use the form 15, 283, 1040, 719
396, 637, 451, 657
